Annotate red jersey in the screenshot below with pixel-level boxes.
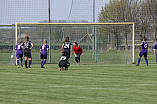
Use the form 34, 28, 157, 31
73, 46, 83, 54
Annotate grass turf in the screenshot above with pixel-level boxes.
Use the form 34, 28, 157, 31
0, 63, 157, 104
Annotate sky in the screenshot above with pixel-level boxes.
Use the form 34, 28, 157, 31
51, 0, 72, 20
0, 0, 110, 25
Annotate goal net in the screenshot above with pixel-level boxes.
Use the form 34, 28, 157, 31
12, 23, 134, 64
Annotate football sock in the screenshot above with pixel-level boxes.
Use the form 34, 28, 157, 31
138, 58, 141, 65
29, 60, 32, 67
145, 59, 148, 65
25, 60, 27, 67
75, 57, 78, 63
41, 61, 43, 65
17, 60, 19, 66
21, 59, 23, 64
78, 57, 80, 62
43, 60, 46, 65
156, 54, 157, 62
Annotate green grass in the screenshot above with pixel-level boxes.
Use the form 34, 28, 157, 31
0, 63, 157, 104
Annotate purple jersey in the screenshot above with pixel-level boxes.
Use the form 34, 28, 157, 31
153, 42, 157, 50
139, 41, 148, 57
141, 41, 148, 50
40, 44, 49, 54
15, 43, 23, 54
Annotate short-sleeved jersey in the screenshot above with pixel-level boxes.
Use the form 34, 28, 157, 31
141, 41, 148, 50
153, 42, 157, 50
40, 44, 49, 54
15, 43, 23, 54
73, 45, 83, 54
60, 56, 69, 62
63, 42, 72, 52
23, 41, 32, 49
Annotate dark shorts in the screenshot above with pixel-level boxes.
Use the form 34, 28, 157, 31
40, 53, 47, 59
16, 53, 23, 59
76, 53, 82, 58
139, 50, 147, 57
58, 61, 70, 68
63, 50, 70, 58
24, 49, 32, 58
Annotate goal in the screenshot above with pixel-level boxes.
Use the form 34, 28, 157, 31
12, 22, 134, 64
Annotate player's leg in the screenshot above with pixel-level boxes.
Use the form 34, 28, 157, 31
65, 62, 70, 71
20, 54, 23, 67
77, 53, 82, 65
136, 51, 143, 66
42, 54, 47, 67
28, 57, 32, 68
41, 59, 44, 68
25, 56, 28, 68
43, 59, 46, 66
144, 57, 148, 66
75, 54, 79, 63
24, 51, 28, 68
67, 52, 70, 61
136, 56, 141, 66
144, 52, 148, 66
16, 54, 20, 68
27, 52, 32, 68
58, 62, 63, 71
40, 53, 44, 68
156, 54, 157, 62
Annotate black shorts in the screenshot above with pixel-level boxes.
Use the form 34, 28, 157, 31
76, 53, 82, 58
63, 50, 70, 58
58, 61, 70, 68
24, 49, 32, 58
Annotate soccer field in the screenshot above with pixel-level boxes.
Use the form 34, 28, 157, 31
0, 63, 157, 104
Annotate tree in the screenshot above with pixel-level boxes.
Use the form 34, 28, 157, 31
98, 0, 137, 51
141, 0, 157, 42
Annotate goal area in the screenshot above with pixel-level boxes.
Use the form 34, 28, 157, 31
12, 22, 134, 64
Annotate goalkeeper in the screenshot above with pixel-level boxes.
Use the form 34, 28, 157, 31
73, 42, 84, 65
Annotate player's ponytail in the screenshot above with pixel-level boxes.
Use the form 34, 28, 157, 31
44, 39, 47, 45
64, 37, 69, 43
18, 39, 22, 43
75, 42, 78, 46
25, 36, 29, 41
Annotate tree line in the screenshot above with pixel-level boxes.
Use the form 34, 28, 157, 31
98, 0, 157, 41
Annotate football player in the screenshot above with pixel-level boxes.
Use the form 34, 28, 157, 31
15, 39, 23, 68
135, 38, 148, 66
40, 39, 49, 68
20, 36, 34, 68
58, 52, 70, 71
73, 42, 84, 65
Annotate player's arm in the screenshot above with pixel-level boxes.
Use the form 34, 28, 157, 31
71, 45, 73, 54
30, 43, 34, 49
72, 46, 75, 54
47, 45, 49, 52
15, 45, 17, 50
20, 43, 25, 49
154, 50, 156, 58
135, 43, 142, 46
61, 44, 64, 53
79, 46, 84, 56
153, 45, 157, 58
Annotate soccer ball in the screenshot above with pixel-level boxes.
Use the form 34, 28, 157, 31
11, 55, 14, 59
